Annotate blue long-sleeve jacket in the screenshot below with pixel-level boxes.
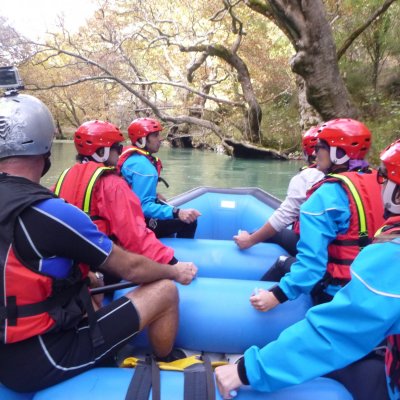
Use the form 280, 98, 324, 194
244, 238, 400, 399
120, 153, 173, 220
279, 181, 350, 299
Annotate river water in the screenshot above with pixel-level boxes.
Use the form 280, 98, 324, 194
42, 142, 305, 200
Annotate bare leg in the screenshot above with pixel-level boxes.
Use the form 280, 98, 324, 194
124, 279, 179, 358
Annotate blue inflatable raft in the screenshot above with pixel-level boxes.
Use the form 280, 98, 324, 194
0, 187, 353, 399
160, 186, 289, 280
0, 368, 352, 399
114, 278, 311, 353
160, 238, 287, 280
168, 186, 281, 240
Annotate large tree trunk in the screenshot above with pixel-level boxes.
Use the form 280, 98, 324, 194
179, 44, 262, 144
296, 76, 322, 130
245, 0, 359, 120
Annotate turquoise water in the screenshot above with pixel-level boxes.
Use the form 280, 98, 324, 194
43, 142, 304, 200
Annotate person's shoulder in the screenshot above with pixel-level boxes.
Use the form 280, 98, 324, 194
100, 172, 134, 192
33, 196, 72, 213
299, 166, 324, 180
302, 166, 323, 176
121, 152, 149, 172
295, 167, 324, 189
304, 179, 348, 210
33, 197, 91, 224
352, 240, 400, 293
124, 152, 145, 164
314, 180, 347, 197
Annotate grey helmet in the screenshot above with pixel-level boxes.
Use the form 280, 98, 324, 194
0, 94, 55, 159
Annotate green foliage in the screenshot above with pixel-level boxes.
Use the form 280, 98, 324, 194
260, 93, 300, 153
364, 98, 400, 165
2, 0, 399, 159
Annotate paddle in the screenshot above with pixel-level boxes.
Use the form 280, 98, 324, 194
90, 281, 138, 295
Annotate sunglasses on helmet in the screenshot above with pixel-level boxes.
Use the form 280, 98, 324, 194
314, 141, 330, 153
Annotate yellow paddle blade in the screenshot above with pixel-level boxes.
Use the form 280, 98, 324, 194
121, 355, 229, 371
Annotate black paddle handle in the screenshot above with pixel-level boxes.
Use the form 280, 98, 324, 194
90, 281, 138, 295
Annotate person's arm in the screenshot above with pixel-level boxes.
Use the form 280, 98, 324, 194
274, 183, 350, 302
268, 168, 324, 232
96, 176, 175, 264
121, 155, 174, 220
216, 242, 400, 396
234, 224, 277, 250
234, 169, 323, 250
100, 244, 196, 285
18, 198, 197, 285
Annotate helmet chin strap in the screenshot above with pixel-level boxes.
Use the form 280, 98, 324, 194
41, 156, 51, 177
92, 147, 110, 163
382, 180, 400, 215
135, 137, 147, 149
330, 146, 350, 165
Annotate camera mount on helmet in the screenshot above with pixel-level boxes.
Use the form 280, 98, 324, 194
0, 66, 24, 97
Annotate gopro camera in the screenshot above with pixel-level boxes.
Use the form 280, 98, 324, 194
0, 66, 24, 91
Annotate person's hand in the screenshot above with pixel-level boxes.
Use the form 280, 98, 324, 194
233, 230, 253, 250
174, 262, 198, 285
178, 208, 201, 224
250, 289, 280, 312
215, 364, 242, 399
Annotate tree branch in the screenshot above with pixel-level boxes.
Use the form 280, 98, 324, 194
337, 0, 397, 60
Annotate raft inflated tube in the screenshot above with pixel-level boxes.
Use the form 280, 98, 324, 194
161, 238, 288, 280
114, 277, 312, 353
9, 368, 352, 400
169, 187, 281, 240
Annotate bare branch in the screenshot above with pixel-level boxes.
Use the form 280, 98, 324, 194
26, 76, 116, 90
138, 80, 244, 107
337, 0, 398, 60
27, 74, 244, 107
187, 52, 209, 82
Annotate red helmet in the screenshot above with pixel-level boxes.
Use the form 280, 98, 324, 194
302, 126, 320, 156
380, 139, 400, 215
74, 120, 124, 156
128, 118, 163, 145
317, 118, 371, 162
380, 139, 400, 186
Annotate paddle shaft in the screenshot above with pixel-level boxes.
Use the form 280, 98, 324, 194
90, 281, 137, 295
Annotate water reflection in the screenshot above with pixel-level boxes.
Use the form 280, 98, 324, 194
42, 142, 304, 200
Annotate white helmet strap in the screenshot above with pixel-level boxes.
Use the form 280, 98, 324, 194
330, 146, 350, 165
382, 180, 400, 215
135, 137, 147, 149
92, 147, 110, 163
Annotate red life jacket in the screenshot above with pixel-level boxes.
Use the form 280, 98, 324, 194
374, 215, 400, 239
116, 146, 163, 176
376, 216, 400, 394
0, 175, 92, 344
296, 170, 384, 283
3, 247, 89, 343
54, 162, 115, 237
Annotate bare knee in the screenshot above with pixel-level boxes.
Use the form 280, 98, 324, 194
124, 279, 178, 327
147, 279, 179, 311
153, 279, 178, 306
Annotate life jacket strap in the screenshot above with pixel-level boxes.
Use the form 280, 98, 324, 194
331, 234, 371, 248
123, 355, 217, 400
125, 356, 160, 400
183, 355, 215, 400
78, 283, 105, 348
0, 281, 104, 348
0, 283, 85, 325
